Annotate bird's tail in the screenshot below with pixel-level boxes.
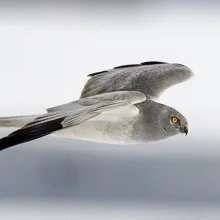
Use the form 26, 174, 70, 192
0, 115, 39, 128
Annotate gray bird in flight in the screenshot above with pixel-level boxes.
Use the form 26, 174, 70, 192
0, 61, 193, 151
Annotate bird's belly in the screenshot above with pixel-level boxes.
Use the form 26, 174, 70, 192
53, 113, 137, 145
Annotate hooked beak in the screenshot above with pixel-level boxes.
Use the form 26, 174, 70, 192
181, 125, 188, 136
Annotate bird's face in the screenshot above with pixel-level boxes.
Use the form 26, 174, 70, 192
160, 107, 188, 137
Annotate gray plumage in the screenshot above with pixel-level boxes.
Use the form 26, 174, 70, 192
81, 62, 193, 100
0, 61, 193, 151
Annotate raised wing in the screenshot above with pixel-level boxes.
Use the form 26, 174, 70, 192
0, 91, 146, 151
80, 61, 194, 99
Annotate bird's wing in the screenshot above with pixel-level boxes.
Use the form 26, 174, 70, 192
0, 115, 39, 128
80, 61, 194, 100
0, 91, 146, 151
47, 90, 146, 113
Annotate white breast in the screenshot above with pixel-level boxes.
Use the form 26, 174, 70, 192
53, 104, 139, 144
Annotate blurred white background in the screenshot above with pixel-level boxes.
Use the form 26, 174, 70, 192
0, 1, 220, 219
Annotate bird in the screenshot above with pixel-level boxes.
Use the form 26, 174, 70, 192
0, 61, 193, 151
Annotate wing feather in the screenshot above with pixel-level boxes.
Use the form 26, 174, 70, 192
0, 91, 145, 151
81, 61, 194, 99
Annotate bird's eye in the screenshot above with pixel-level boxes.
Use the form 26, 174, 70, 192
171, 117, 178, 124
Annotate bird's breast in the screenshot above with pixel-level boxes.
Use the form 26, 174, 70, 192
53, 106, 139, 145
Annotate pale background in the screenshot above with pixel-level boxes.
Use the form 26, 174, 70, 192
0, 1, 220, 219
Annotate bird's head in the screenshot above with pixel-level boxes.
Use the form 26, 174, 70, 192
159, 106, 188, 137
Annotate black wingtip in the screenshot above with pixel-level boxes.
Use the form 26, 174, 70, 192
0, 137, 16, 151
140, 61, 168, 65
0, 135, 41, 151
113, 64, 141, 69
88, 61, 169, 77
114, 61, 168, 69
0, 117, 65, 152
88, 70, 108, 77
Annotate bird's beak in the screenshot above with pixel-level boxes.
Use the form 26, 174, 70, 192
181, 125, 188, 136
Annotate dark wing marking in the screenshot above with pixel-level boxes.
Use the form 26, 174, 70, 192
0, 110, 96, 151
0, 117, 65, 151
0, 110, 90, 151
88, 61, 169, 77
114, 61, 168, 69
88, 70, 108, 77
140, 61, 168, 65
113, 64, 141, 69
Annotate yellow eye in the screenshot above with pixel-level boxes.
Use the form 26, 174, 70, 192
172, 117, 178, 123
